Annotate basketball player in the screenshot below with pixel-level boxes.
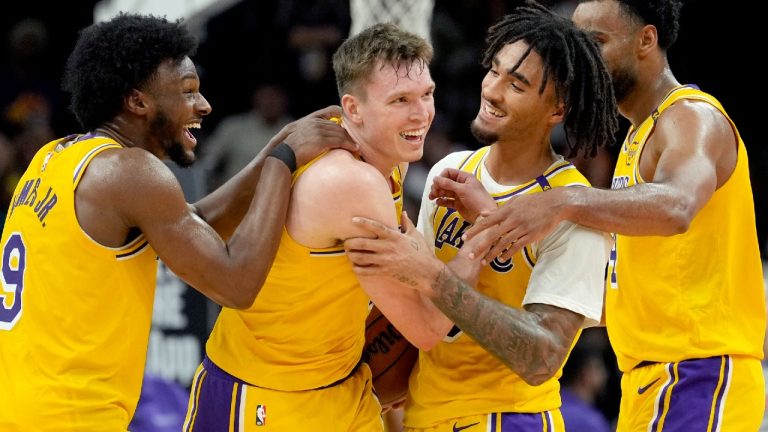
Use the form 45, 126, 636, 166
184, 23, 445, 431
344, 4, 618, 431
0, 14, 355, 431
455, 0, 766, 430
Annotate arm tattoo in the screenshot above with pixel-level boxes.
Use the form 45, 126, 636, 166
430, 267, 569, 384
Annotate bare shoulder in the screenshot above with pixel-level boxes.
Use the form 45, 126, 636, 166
288, 149, 396, 247
655, 99, 735, 148
82, 147, 186, 222
299, 149, 387, 191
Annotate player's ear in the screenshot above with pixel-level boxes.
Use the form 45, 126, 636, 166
341, 94, 363, 125
550, 101, 565, 124
637, 24, 658, 57
125, 89, 151, 115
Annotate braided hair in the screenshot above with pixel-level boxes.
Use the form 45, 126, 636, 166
483, 1, 618, 157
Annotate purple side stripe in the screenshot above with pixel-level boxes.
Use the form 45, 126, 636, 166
710, 356, 731, 432
648, 357, 729, 432
650, 363, 675, 432
500, 411, 546, 431
185, 369, 206, 432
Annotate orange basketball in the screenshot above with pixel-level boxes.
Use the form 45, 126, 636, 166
363, 306, 418, 406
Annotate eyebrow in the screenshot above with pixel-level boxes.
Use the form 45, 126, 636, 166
492, 57, 531, 87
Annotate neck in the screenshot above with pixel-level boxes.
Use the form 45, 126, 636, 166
620, 61, 680, 127
93, 117, 141, 149
484, 135, 557, 185
346, 125, 397, 179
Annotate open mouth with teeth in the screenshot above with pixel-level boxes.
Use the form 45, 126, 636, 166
184, 122, 201, 144
484, 103, 506, 118
400, 128, 426, 142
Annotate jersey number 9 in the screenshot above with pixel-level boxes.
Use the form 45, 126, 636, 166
1, 233, 26, 330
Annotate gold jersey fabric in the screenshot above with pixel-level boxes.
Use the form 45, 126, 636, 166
205, 153, 403, 391
406, 147, 591, 428
0, 135, 158, 431
606, 86, 766, 371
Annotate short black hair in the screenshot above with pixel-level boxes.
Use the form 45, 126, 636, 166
483, 1, 618, 157
62, 14, 197, 130
615, 0, 683, 50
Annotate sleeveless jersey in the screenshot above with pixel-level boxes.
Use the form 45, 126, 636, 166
606, 86, 766, 371
205, 154, 403, 391
406, 147, 592, 427
0, 135, 158, 430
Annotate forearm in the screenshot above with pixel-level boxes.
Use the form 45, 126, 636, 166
214, 157, 292, 307
562, 183, 697, 236
194, 139, 281, 239
428, 267, 568, 386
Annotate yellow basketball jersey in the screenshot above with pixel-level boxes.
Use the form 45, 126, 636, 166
0, 135, 158, 430
406, 147, 589, 428
606, 86, 766, 371
205, 153, 403, 391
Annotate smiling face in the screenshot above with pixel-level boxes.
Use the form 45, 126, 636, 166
471, 41, 562, 146
144, 57, 211, 166
344, 59, 435, 172
573, 0, 640, 103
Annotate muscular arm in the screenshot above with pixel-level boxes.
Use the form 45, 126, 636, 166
563, 101, 734, 234
465, 101, 737, 259
108, 151, 291, 309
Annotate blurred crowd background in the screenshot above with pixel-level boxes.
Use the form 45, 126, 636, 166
0, 1, 765, 430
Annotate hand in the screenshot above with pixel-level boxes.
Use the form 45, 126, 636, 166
343, 212, 443, 296
279, 106, 358, 167
462, 188, 568, 262
429, 168, 495, 223
447, 229, 487, 288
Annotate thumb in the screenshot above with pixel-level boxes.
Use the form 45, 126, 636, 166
401, 210, 416, 234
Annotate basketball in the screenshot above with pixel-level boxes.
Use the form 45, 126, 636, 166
363, 306, 419, 406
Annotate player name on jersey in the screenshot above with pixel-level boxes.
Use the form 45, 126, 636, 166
8, 177, 58, 226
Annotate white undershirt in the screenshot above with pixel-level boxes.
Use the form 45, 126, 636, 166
417, 150, 610, 327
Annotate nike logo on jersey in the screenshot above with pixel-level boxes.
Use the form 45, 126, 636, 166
453, 421, 479, 432
638, 378, 660, 394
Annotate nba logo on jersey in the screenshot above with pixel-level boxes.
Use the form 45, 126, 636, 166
256, 405, 266, 426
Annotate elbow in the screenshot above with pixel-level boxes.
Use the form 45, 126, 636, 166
209, 278, 265, 310
519, 370, 557, 387
516, 346, 567, 387
225, 291, 258, 310
664, 202, 696, 235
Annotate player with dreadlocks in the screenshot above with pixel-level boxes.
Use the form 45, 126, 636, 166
341, 2, 617, 430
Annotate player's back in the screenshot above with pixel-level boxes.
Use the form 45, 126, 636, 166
0, 135, 158, 431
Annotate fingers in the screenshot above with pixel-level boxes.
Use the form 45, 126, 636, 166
483, 230, 524, 262
464, 209, 497, 240
401, 211, 415, 234
437, 167, 465, 182
460, 224, 500, 261
434, 197, 457, 209
305, 105, 343, 120
351, 216, 398, 239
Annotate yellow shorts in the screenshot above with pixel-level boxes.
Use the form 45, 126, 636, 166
183, 356, 383, 431
617, 355, 764, 431
404, 410, 564, 432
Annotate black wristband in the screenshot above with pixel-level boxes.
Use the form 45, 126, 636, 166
268, 142, 297, 173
